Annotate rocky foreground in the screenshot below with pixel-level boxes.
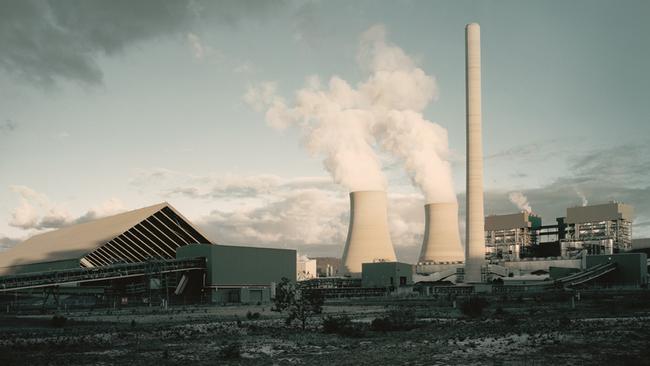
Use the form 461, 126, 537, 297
1, 296, 650, 365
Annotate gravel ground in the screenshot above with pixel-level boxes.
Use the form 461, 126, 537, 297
1, 296, 650, 365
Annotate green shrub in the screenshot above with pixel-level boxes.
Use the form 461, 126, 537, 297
50, 315, 67, 328
370, 308, 418, 332
322, 315, 364, 337
460, 296, 489, 318
219, 342, 241, 359
246, 311, 261, 320
558, 316, 571, 327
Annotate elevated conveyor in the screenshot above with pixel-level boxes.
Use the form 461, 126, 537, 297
554, 261, 617, 288
0, 258, 205, 292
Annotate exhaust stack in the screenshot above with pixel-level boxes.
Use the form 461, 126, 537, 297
465, 23, 486, 282
418, 202, 465, 263
341, 191, 397, 276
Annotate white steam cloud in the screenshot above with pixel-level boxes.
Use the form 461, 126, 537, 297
245, 24, 456, 202
508, 191, 532, 213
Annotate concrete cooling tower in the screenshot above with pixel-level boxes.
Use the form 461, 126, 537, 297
341, 191, 397, 276
418, 202, 465, 264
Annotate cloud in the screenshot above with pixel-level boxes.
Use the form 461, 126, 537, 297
233, 61, 254, 74
0, 0, 283, 87
7, 185, 127, 231
186, 33, 205, 60
461, 143, 650, 238
131, 168, 338, 200
0, 235, 22, 252
199, 189, 348, 246
0, 119, 16, 133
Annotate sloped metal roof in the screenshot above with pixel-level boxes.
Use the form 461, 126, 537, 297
0, 202, 213, 275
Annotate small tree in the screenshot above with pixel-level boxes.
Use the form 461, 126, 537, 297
273, 277, 323, 329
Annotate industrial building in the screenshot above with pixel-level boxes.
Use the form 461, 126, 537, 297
0, 203, 296, 308
177, 244, 295, 303
561, 202, 633, 256
297, 256, 318, 280
361, 262, 413, 289
485, 212, 541, 261
484, 202, 634, 262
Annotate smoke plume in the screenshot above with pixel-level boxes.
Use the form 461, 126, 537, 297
574, 188, 588, 206
508, 191, 532, 213
245, 24, 456, 201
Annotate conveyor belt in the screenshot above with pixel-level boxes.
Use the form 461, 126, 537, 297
0, 258, 205, 292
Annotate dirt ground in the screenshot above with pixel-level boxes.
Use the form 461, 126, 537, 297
2, 294, 650, 365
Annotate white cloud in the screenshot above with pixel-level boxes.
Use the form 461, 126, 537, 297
187, 33, 205, 60
7, 185, 127, 231
233, 61, 254, 74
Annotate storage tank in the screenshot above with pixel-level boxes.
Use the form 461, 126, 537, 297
341, 191, 397, 276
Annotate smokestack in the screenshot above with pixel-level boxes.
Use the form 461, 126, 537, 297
465, 23, 485, 283
418, 202, 465, 263
341, 191, 397, 276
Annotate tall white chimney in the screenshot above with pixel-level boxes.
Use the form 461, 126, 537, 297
465, 23, 485, 283
341, 191, 397, 277
418, 202, 465, 263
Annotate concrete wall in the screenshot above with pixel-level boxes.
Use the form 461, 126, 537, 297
362, 262, 413, 288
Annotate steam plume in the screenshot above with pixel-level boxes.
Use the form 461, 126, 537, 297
508, 191, 532, 213
574, 188, 588, 206
245, 24, 456, 200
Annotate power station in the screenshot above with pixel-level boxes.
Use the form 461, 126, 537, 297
1, 23, 648, 311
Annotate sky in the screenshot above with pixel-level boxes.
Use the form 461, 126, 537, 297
1, 0, 649, 263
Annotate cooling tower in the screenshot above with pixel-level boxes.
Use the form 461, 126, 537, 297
418, 202, 465, 263
341, 191, 397, 276
465, 23, 486, 283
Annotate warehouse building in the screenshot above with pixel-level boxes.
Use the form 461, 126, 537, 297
361, 262, 413, 289
0, 203, 296, 307
0, 202, 211, 276
177, 244, 295, 303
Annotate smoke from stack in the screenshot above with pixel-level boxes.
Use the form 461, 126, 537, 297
341, 191, 396, 276
419, 202, 464, 263
508, 191, 532, 213
245, 24, 456, 202
574, 188, 588, 206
